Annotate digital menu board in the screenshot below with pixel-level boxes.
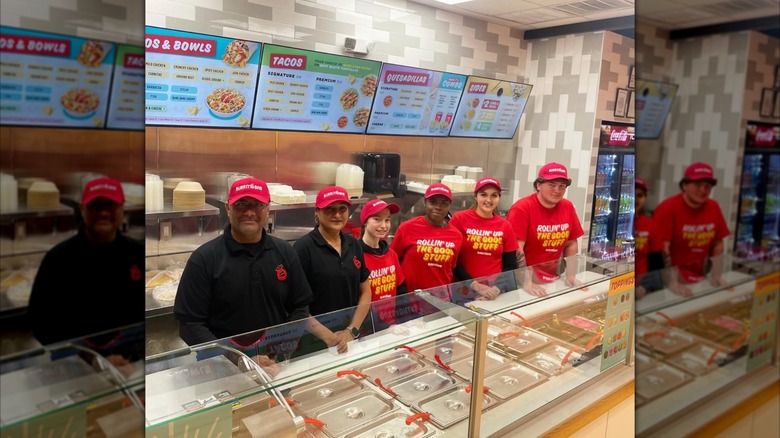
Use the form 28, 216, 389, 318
106, 44, 144, 130
366, 64, 466, 136
634, 79, 679, 139
448, 76, 532, 139
251, 44, 382, 133
0, 26, 115, 128
144, 26, 261, 128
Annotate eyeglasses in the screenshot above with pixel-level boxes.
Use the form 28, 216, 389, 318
232, 201, 268, 211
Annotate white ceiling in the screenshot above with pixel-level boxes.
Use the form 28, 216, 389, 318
409, 0, 779, 32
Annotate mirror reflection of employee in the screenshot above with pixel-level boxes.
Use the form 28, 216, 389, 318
28, 177, 144, 367
506, 163, 585, 296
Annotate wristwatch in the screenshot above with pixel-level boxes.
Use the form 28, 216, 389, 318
346, 326, 360, 339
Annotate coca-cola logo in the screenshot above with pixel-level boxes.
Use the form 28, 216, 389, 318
754, 127, 776, 146
608, 128, 633, 146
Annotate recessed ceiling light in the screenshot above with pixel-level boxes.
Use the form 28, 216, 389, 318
432, 0, 473, 5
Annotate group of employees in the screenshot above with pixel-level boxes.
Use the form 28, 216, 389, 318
22, 160, 729, 368
172, 161, 590, 366
633, 161, 730, 298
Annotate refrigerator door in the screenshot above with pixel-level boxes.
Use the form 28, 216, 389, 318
735, 154, 763, 258
589, 154, 619, 258
761, 154, 780, 258
615, 153, 636, 258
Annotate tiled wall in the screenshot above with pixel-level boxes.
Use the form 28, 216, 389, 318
520, 31, 634, 250
0, 0, 144, 44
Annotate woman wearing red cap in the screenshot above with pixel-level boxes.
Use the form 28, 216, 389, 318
390, 183, 464, 300
449, 177, 519, 300
652, 162, 730, 295
294, 186, 371, 354
634, 178, 664, 299
358, 199, 408, 328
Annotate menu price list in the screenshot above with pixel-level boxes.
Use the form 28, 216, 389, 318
106, 44, 144, 130
366, 64, 466, 136
251, 44, 382, 133
600, 273, 633, 372
634, 79, 678, 139
448, 76, 532, 139
144, 26, 261, 128
0, 26, 115, 128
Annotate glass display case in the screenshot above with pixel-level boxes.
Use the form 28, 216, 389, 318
144, 255, 634, 437
0, 323, 145, 438
635, 256, 779, 437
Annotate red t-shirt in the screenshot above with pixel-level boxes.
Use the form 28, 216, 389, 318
652, 193, 730, 283
634, 213, 664, 278
506, 193, 584, 282
449, 209, 519, 280
364, 247, 405, 325
390, 216, 463, 294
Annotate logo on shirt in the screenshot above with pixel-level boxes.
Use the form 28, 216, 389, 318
130, 264, 141, 281
275, 264, 287, 281
353, 256, 361, 269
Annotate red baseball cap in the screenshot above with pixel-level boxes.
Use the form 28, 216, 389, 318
474, 177, 502, 193
227, 177, 270, 205
538, 162, 571, 185
82, 177, 124, 205
360, 199, 400, 224
316, 186, 351, 208
682, 162, 717, 185
635, 177, 648, 192
425, 183, 452, 200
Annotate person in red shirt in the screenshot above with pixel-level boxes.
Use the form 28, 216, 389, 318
634, 177, 664, 299
652, 162, 730, 296
358, 199, 409, 328
390, 183, 464, 301
506, 162, 585, 296
449, 177, 519, 300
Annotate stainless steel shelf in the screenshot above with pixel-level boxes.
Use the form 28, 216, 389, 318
0, 204, 73, 225
145, 204, 220, 222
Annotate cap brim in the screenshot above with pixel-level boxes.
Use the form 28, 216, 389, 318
316, 198, 352, 209
228, 193, 270, 205
83, 194, 124, 205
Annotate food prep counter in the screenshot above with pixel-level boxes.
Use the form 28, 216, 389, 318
144, 255, 635, 437
0, 326, 145, 437
634, 259, 779, 437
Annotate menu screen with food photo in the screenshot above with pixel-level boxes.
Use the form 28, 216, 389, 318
144, 26, 261, 128
106, 44, 144, 130
366, 64, 466, 136
251, 44, 382, 133
0, 26, 115, 128
448, 76, 532, 139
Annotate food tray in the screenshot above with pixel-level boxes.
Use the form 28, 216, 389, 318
678, 314, 732, 343
533, 317, 590, 344
635, 364, 694, 401
386, 368, 460, 407
312, 391, 397, 437
448, 348, 511, 381
535, 342, 585, 367
637, 326, 699, 356
518, 351, 573, 376
483, 363, 548, 400
354, 351, 427, 385
561, 315, 603, 334
493, 328, 551, 356
665, 344, 729, 376
416, 335, 475, 366
416, 384, 496, 430
343, 411, 436, 438
634, 352, 661, 374
287, 374, 365, 416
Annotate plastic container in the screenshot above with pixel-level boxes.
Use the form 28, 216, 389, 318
335, 163, 364, 198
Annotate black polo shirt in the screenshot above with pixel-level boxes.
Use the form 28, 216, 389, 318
174, 225, 312, 344
294, 228, 369, 316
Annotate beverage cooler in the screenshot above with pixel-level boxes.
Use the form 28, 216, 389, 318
734, 121, 780, 260
588, 121, 636, 260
